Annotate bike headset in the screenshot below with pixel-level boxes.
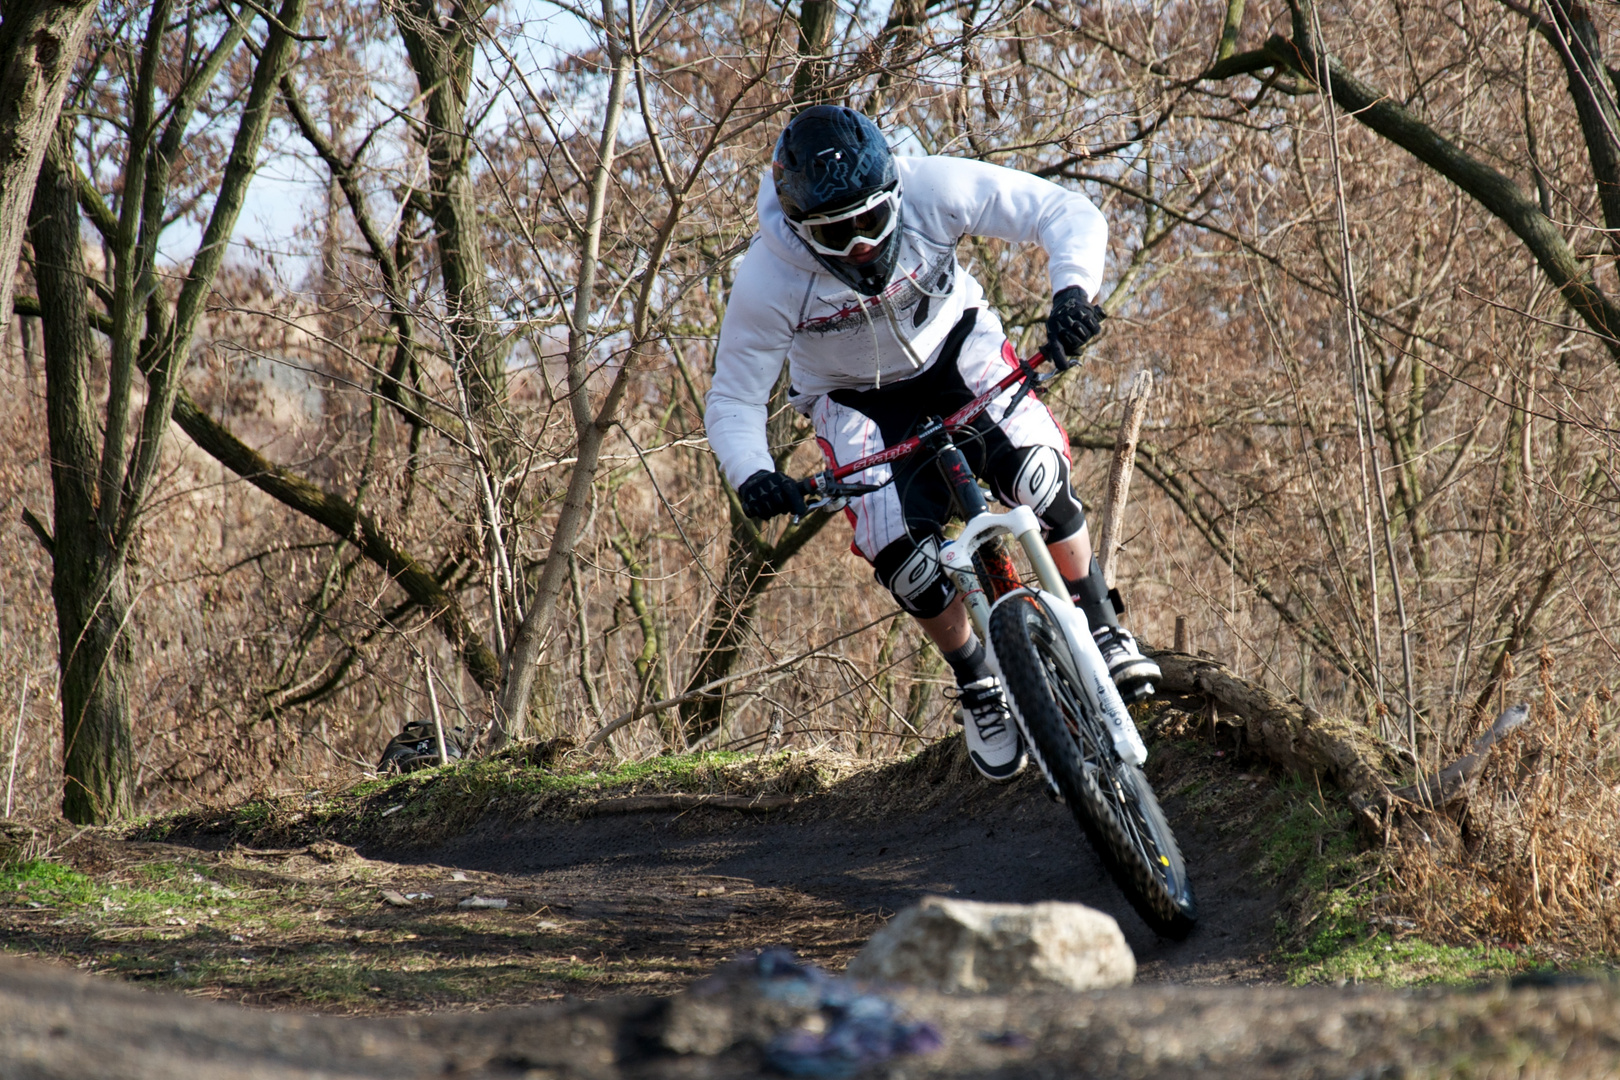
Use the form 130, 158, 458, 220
884, 410, 1009, 543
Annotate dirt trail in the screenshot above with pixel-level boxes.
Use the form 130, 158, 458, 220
393, 744, 1285, 986
0, 738, 1298, 1011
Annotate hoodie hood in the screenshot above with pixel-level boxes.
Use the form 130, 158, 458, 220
756, 171, 825, 273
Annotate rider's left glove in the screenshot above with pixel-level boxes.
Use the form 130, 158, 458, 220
737, 469, 809, 520
1044, 286, 1105, 371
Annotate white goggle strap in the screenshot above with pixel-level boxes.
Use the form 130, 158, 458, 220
798, 185, 896, 228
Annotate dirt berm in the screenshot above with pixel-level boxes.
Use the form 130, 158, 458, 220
2, 951, 1614, 1078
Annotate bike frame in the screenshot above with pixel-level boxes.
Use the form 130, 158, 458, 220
798, 353, 1149, 766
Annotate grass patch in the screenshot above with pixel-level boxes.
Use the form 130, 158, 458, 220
1250, 779, 1550, 986
134, 747, 841, 853
0, 857, 259, 924
1287, 908, 1532, 987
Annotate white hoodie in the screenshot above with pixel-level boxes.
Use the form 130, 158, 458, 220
704, 155, 1107, 488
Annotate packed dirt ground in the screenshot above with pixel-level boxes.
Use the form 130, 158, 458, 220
4, 731, 1615, 1076
0, 731, 1536, 1014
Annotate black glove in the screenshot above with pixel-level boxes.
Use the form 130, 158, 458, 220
1045, 286, 1104, 371
738, 469, 808, 520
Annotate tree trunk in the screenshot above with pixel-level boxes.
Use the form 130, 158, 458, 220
30, 130, 133, 823
394, 0, 506, 437
53, 539, 135, 824
0, 0, 97, 325
678, 507, 829, 744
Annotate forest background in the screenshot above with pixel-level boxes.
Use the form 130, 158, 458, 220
1, 0, 1618, 947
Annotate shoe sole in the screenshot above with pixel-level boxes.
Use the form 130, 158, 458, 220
1109, 662, 1162, 704
969, 747, 1028, 783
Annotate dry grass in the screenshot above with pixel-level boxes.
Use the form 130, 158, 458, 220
1391, 650, 1620, 956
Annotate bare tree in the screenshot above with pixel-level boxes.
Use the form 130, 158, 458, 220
0, 0, 96, 322
24, 0, 309, 822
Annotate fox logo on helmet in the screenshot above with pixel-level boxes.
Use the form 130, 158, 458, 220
773, 106, 895, 221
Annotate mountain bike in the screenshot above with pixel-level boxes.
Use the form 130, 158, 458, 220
794, 352, 1197, 939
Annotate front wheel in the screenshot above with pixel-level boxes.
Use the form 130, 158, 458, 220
989, 592, 1197, 938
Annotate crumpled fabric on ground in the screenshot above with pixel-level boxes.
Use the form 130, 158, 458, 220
753, 948, 943, 1078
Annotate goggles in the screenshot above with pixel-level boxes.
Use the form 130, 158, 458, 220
789, 185, 900, 257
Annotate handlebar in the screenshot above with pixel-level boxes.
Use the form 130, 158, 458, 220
792, 348, 1063, 515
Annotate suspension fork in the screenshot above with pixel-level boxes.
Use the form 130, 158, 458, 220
921, 419, 1029, 600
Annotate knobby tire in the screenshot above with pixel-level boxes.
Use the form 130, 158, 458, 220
989, 592, 1197, 939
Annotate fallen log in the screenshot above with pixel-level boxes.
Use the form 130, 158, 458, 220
1148, 649, 1530, 836
1148, 649, 1390, 802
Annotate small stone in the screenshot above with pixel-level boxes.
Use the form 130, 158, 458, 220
459, 895, 508, 910
846, 896, 1135, 994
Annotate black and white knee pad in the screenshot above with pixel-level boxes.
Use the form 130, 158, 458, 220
872, 533, 955, 619
995, 445, 1086, 542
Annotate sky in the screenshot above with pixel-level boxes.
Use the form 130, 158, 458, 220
169, 1, 596, 286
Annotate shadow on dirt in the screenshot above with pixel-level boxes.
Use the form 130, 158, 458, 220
391, 737, 1285, 985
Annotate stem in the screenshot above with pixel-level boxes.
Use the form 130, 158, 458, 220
1095, 371, 1152, 589
6, 673, 26, 818
423, 658, 449, 766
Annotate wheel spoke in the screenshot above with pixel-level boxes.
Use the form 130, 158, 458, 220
991, 592, 1195, 936
1034, 623, 1172, 881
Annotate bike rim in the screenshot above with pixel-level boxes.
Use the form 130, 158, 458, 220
1028, 611, 1184, 895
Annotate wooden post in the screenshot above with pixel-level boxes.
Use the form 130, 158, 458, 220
422, 659, 450, 767
1174, 616, 1188, 654
1095, 371, 1153, 588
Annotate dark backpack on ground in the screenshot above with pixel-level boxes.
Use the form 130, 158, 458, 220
377, 720, 468, 773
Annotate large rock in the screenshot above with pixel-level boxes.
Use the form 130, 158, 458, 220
845, 896, 1134, 993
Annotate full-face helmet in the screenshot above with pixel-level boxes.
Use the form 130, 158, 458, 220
773, 105, 901, 294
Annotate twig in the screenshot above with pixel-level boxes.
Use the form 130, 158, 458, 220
6, 673, 27, 818
1094, 371, 1152, 588
582, 612, 903, 751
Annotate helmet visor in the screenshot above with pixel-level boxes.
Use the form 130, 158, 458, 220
790, 187, 899, 257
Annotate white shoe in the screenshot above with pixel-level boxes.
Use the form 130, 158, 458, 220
1092, 626, 1160, 703
955, 676, 1026, 782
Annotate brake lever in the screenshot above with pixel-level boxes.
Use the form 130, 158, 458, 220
794, 477, 885, 521
1002, 358, 1048, 417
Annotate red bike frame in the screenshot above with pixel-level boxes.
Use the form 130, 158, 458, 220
829, 351, 1047, 480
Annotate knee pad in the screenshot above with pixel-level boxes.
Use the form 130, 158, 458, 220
996, 445, 1086, 541
872, 533, 955, 619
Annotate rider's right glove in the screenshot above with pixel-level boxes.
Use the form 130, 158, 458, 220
1044, 286, 1105, 371
737, 469, 809, 520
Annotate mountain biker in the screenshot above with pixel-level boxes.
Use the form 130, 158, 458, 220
704, 105, 1160, 783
